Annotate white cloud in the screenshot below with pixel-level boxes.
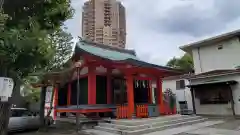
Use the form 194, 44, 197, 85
65, 0, 240, 65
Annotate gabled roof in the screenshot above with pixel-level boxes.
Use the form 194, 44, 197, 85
75, 40, 138, 61
31, 40, 183, 87
189, 69, 240, 80
180, 29, 240, 53
162, 74, 193, 80
75, 40, 182, 73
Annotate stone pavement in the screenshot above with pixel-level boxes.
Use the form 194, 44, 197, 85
185, 128, 240, 135
143, 120, 224, 135
146, 119, 240, 135
12, 118, 240, 135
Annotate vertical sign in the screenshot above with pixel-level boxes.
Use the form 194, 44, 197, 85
45, 86, 53, 103
0, 77, 14, 101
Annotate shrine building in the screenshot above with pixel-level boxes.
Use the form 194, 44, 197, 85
33, 40, 182, 119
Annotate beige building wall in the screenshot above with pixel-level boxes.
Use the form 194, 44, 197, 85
82, 0, 126, 48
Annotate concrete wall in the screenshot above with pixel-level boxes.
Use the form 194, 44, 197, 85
162, 79, 193, 112
192, 38, 240, 74
191, 74, 240, 115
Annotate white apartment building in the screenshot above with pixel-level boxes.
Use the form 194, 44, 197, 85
162, 75, 193, 114
180, 30, 240, 116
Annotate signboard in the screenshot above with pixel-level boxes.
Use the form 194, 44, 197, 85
0, 77, 14, 101
45, 86, 53, 103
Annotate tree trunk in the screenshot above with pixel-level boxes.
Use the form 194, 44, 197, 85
0, 102, 11, 135
0, 68, 16, 135
39, 86, 46, 131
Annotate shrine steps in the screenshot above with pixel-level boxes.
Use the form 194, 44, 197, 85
94, 115, 208, 135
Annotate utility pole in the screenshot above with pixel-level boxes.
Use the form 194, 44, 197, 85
76, 67, 80, 131
75, 61, 82, 132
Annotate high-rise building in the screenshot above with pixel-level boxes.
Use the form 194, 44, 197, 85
82, 0, 126, 48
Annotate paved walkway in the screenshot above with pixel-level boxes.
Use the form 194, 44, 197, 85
13, 118, 240, 135
143, 120, 224, 135
144, 119, 240, 135
186, 128, 240, 135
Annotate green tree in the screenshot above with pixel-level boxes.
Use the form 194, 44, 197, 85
0, 0, 74, 133
3, 0, 73, 30
166, 53, 194, 73
46, 28, 73, 71
21, 76, 41, 103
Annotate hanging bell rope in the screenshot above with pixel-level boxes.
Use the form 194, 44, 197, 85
136, 80, 139, 88
143, 80, 146, 88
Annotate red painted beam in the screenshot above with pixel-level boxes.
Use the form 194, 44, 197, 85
82, 54, 175, 78
56, 108, 113, 113
134, 76, 152, 81
88, 66, 96, 104
67, 83, 71, 106
126, 73, 134, 119
53, 85, 59, 120
78, 54, 179, 77
156, 78, 164, 114
107, 68, 112, 104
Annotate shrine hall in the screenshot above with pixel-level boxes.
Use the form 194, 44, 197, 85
33, 40, 181, 119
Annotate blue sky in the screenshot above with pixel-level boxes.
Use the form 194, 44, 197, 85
65, 0, 240, 66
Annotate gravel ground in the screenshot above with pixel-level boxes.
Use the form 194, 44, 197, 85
10, 122, 91, 135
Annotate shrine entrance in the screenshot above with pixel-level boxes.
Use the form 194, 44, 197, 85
112, 77, 127, 105
134, 80, 150, 104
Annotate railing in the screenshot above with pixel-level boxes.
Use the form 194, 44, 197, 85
136, 104, 148, 118
116, 103, 177, 119
116, 105, 128, 119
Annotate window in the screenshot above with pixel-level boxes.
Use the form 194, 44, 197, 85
176, 80, 185, 90
195, 85, 230, 104
11, 109, 31, 117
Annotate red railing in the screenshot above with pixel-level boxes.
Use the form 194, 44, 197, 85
136, 105, 148, 118
116, 105, 128, 119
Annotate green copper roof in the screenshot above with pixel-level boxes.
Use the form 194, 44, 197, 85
75, 40, 182, 73
76, 41, 139, 61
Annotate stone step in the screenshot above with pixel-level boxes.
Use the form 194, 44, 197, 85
99, 115, 202, 131
84, 129, 120, 135
141, 120, 225, 135
95, 118, 208, 135
107, 114, 190, 126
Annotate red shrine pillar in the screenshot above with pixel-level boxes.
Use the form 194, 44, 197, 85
53, 84, 59, 120
107, 68, 112, 104
67, 83, 71, 106
126, 73, 134, 119
156, 78, 164, 114
88, 66, 96, 104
